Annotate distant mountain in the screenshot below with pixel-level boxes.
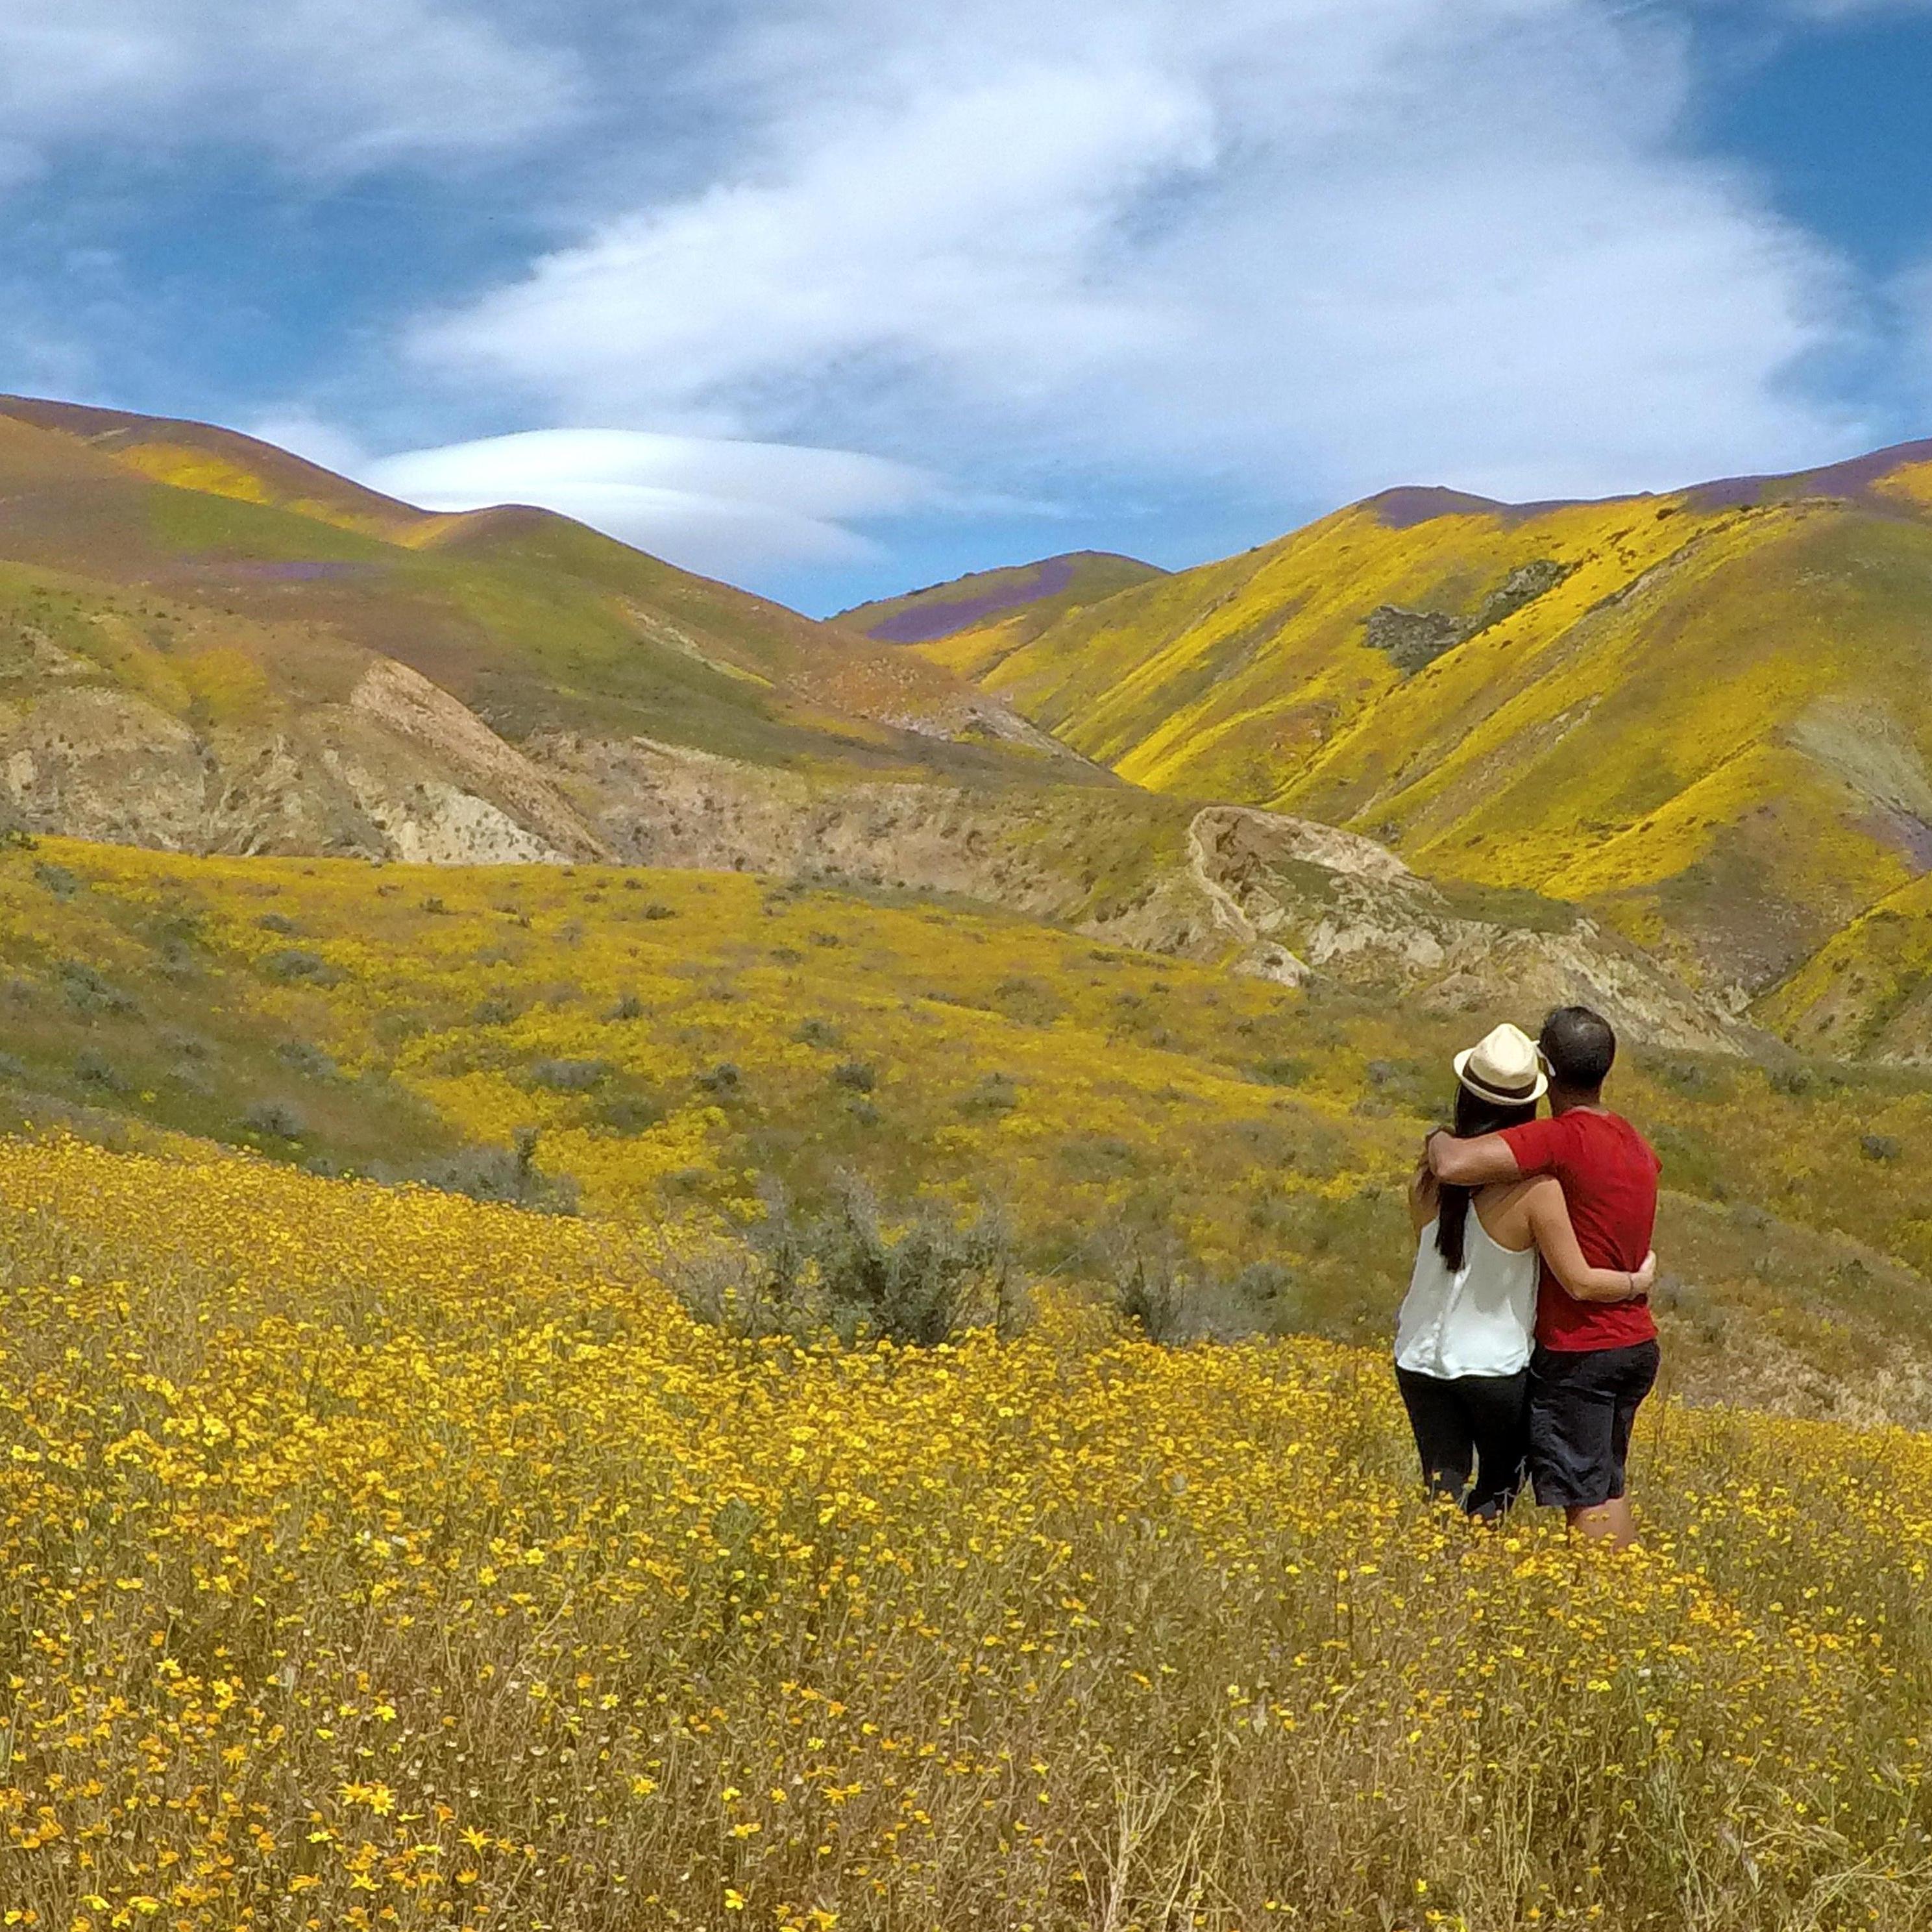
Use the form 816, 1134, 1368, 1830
0, 396, 1095, 864
922, 441, 1932, 1033
837, 551, 1164, 649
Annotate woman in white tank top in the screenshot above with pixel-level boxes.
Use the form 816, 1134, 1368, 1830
1395, 1025, 1657, 1519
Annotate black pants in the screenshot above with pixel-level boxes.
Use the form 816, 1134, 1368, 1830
1395, 1366, 1530, 1521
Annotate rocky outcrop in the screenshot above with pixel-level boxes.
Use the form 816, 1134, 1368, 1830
1184, 805, 1748, 1053
1363, 559, 1577, 676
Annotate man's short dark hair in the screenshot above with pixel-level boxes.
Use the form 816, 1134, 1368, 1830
1540, 1005, 1616, 1090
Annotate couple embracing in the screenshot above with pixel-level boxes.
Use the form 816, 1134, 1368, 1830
1394, 1005, 1661, 1548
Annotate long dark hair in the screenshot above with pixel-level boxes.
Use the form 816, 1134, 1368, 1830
1435, 1084, 1539, 1270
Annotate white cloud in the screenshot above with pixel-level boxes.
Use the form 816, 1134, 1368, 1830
245, 411, 375, 480
360, 428, 943, 577
412, 0, 1869, 508
0, 0, 578, 175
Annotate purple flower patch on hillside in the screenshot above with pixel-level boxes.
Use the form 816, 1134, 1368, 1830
867, 557, 1079, 643
170, 560, 375, 583
1686, 437, 1932, 514
1367, 485, 1626, 530
1865, 807, 1932, 875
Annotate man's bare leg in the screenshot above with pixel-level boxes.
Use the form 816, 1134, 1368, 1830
1567, 1496, 1636, 1548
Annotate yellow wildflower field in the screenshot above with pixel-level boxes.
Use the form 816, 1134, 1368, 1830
0, 1135, 1929, 1929
3, 838, 1931, 1419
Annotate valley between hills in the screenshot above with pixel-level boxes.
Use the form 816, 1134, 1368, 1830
0, 393, 1927, 1420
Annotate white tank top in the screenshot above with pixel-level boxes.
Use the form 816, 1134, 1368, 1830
1393, 1207, 1538, 1380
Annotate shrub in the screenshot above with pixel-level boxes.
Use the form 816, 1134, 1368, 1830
1253, 1057, 1311, 1087
794, 1018, 841, 1048
1653, 1056, 1715, 1097
1863, 1134, 1903, 1164
262, 948, 337, 985
274, 1040, 337, 1080
528, 1058, 612, 1094
832, 1060, 877, 1093
1114, 1245, 1293, 1347
641, 901, 678, 921
674, 1182, 1023, 1346
73, 1049, 130, 1094
697, 1062, 742, 1095
1057, 1134, 1141, 1181
600, 1094, 667, 1135
608, 992, 646, 1021
33, 861, 80, 899
58, 960, 138, 1016
256, 912, 299, 935
472, 995, 517, 1027
416, 1127, 579, 1215
958, 1071, 1019, 1117
1116, 1247, 1189, 1345
242, 1099, 306, 1140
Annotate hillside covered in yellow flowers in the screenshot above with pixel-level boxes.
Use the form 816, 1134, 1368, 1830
923, 445, 1932, 1029
5, 395, 1932, 1928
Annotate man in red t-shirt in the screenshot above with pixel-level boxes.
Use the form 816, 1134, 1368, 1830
1426, 1006, 1660, 1547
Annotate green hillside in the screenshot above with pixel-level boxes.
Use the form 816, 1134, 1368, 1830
0, 395, 1079, 790
922, 450, 1932, 1012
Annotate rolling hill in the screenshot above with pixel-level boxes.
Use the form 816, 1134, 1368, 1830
0, 395, 1095, 866
836, 550, 1164, 648
922, 446, 1932, 1029
5, 835, 1929, 1421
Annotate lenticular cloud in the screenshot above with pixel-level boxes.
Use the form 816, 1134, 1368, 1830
365, 429, 942, 576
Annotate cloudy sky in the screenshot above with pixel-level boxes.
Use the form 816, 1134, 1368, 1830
5, 0, 1932, 611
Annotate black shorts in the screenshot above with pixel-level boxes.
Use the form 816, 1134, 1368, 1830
1528, 1339, 1659, 1510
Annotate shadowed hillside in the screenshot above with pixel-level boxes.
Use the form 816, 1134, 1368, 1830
925, 445, 1932, 1026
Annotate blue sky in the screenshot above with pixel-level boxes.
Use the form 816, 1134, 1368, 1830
5, 1, 1932, 615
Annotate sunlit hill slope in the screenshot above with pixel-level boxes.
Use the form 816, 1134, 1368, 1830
924, 447, 1932, 1023
837, 550, 1165, 648
0, 395, 1093, 865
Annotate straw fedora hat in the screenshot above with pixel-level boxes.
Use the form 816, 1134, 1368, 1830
1452, 1022, 1549, 1107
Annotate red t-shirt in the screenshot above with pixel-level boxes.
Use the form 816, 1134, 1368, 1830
1498, 1109, 1659, 1351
